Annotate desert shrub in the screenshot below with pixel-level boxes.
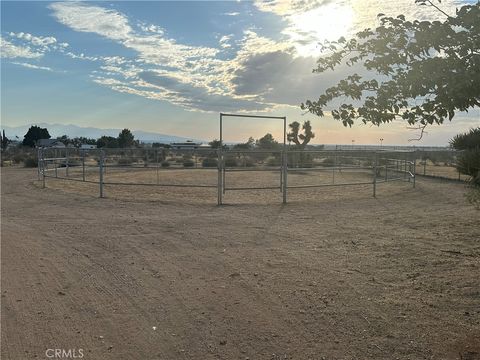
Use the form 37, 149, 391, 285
224, 157, 238, 167
183, 159, 195, 167
242, 157, 255, 167
321, 157, 334, 166
202, 157, 218, 167
266, 156, 281, 166
13, 154, 25, 164
24, 157, 38, 168
465, 188, 480, 210
161, 161, 170, 168
299, 154, 314, 168
117, 157, 133, 166
338, 156, 355, 165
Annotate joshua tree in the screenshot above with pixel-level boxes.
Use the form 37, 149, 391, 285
287, 121, 315, 149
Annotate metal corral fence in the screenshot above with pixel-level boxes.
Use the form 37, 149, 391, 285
414, 149, 469, 181
38, 147, 418, 204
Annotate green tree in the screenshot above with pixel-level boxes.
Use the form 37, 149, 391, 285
450, 127, 480, 151
233, 136, 255, 150
22, 125, 50, 147
1, 130, 10, 151
71, 137, 97, 147
117, 128, 135, 148
56, 135, 71, 146
208, 139, 222, 149
287, 121, 315, 149
256, 133, 279, 150
302, 1, 480, 137
450, 127, 480, 186
97, 136, 118, 148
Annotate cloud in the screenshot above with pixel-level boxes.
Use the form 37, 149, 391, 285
10, 32, 57, 47
0, 37, 43, 59
11, 62, 54, 72
253, 0, 465, 56
65, 52, 99, 61
47, 1, 471, 116
49, 2, 132, 40
219, 34, 233, 49
1, 31, 67, 61
253, 0, 331, 16
93, 71, 270, 112
49, 2, 275, 112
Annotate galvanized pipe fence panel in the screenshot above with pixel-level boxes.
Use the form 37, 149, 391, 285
38, 147, 417, 202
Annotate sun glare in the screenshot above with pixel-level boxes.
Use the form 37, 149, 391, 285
288, 3, 354, 57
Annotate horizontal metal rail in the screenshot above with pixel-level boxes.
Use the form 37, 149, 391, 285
288, 181, 374, 189
224, 167, 281, 172
288, 166, 372, 172
220, 113, 285, 120
103, 181, 216, 188
224, 185, 281, 191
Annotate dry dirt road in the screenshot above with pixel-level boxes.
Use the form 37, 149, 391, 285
1, 167, 479, 360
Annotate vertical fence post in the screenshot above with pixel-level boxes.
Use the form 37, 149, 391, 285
373, 152, 377, 198
333, 150, 336, 184
218, 114, 224, 205
37, 148, 41, 180
222, 153, 226, 195
279, 150, 283, 192
217, 149, 223, 205
282, 150, 288, 204
41, 149, 46, 189
282, 117, 287, 204
156, 148, 159, 185
413, 153, 416, 188
82, 151, 86, 181
99, 150, 104, 198
65, 148, 69, 177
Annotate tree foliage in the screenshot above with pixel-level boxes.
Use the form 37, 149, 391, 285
22, 125, 50, 147
287, 121, 315, 149
208, 139, 222, 149
302, 1, 479, 132
117, 128, 135, 148
96, 136, 118, 148
233, 136, 255, 150
450, 127, 480, 185
256, 133, 280, 150
450, 127, 480, 150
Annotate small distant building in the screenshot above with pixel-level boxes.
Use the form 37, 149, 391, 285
80, 144, 97, 150
170, 141, 201, 150
36, 139, 65, 148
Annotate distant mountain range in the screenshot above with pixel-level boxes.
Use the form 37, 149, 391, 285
2, 123, 205, 144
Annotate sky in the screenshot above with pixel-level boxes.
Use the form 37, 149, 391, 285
1, 0, 478, 145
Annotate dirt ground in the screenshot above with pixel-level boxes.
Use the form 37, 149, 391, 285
1, 167, 479, 360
